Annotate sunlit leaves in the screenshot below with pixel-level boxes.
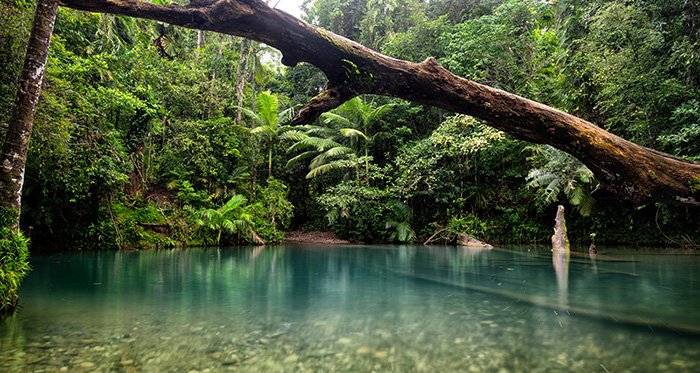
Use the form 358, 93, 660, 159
428, 114, 506, 156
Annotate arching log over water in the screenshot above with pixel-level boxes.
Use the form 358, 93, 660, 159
55, 0, 700, 207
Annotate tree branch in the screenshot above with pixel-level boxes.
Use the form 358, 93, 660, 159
289, 86, 358, 126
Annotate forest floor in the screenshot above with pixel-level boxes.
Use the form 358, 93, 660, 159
283, 231, 351, 244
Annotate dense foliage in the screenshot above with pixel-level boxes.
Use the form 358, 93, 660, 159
1, 0, 698, 250
0, 208, 31, 314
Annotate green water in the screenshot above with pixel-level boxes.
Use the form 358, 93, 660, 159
1, 245, 699, 372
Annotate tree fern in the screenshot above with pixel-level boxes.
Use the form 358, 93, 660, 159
526, 145, 598, 216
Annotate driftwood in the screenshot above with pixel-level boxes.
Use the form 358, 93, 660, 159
423, 227, 492, 249
457, 233, 493, 249
250, 229, 265, 246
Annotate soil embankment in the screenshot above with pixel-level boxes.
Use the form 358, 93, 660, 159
283, 231, 351, 244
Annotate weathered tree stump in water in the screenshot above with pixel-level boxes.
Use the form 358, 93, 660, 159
551, 205, 570, 251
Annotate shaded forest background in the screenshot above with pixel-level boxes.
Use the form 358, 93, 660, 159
1, 0, 699, 249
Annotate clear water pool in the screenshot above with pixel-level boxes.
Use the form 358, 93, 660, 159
1, 245, 699, 372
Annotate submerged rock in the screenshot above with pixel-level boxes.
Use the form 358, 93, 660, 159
79, 361, 96, 369
222, 353, 240, 366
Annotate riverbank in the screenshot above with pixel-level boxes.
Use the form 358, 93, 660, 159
283, 231, 351, 245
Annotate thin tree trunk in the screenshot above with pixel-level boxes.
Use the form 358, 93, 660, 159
234, 38, 251, 126
0, 0, 58, 231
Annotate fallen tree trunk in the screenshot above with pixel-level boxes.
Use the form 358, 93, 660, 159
54, 0, 700, 207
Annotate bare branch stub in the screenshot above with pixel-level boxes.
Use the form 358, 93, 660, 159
290, 86, 358, 126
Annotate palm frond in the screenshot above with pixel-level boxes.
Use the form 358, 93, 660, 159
390, 200, 412, 220
228, 166, 249, 181
526, 169, 557, 189
371, 131, 391, 141
279, 130, 309, 142
286, 151, 317, 167
220, 218, 237, 235
251, 125, 275, 137
322, 112, 354, 128
306, 161, 346, 179
256, 91, 279, 127
340, 128, 369, 140
326, 208, 340, 226
286, 137, 319, 153
543, 177, 565, 204
396, 222, 416, 242
221, 194, 247, 214
235, 106, 263, 127
309, 147, 353, 169
302, 137, 345, 152
566, 181, 597, 217
303, 125, 336, 137
368, 103, 393, 121
575, 191, 597, 217
277, 106, 296, 124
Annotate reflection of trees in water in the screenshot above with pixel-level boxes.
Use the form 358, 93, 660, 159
552, 249, 569, 309
18, 247, 700, 336
101, 247, 294, 313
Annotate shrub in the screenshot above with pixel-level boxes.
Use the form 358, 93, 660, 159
0, 209, 31, 315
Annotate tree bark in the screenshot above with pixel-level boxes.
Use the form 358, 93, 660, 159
0, 0, 58, 231
551, 205, 570, 251
53, 0, 700, 207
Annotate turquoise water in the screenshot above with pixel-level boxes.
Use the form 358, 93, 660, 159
1, 245, 700, 372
